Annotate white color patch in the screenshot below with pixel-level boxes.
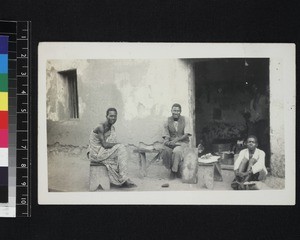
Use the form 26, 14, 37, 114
0, 148, 8, 166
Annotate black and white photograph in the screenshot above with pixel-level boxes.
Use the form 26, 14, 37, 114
38, 43, 295, 205
1, 0, 300, 239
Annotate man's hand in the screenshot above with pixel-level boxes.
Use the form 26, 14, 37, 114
240, 172, 249, 177
165, 141, 181, 148
235, 171, 249, 177
239, 171, 252, 177
170, 138, 179, 144
166, 141, 176, 148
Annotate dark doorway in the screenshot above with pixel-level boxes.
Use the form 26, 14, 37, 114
193, 59, 270, 167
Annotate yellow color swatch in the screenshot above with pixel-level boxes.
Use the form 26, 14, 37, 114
0, 92, 8, 111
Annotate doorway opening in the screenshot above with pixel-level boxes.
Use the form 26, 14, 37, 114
193, 58, 270, 167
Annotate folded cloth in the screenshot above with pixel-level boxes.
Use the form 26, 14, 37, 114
198, 156, 220, 164
138, 142, 154, 151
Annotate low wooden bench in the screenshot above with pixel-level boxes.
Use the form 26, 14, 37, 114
133, 149, 162, 178
89, 162, 110, 191
197, 161, 223, 189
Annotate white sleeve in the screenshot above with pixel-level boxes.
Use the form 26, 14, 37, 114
251, 150, 266, 174
234, 150, 245, 171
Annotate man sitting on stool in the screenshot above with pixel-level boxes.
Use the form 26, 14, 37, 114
161, 103, 192, 179
87, 108, 136, 189
231, 135, 268, 190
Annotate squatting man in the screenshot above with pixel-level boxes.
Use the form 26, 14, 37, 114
231, 135, 268, 190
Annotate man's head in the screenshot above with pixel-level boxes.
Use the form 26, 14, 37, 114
246, 135, 258, 151
171, 103, 182, 120
106, 108, 117, 125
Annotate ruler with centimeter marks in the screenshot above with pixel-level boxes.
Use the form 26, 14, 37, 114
0, 20, 30, 217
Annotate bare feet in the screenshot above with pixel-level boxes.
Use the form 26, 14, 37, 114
170, 171, 176, 180
122, 179, 137, 188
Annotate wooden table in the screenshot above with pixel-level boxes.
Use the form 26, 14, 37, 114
133, 149, 162, 178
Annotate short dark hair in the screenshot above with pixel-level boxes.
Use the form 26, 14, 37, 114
106, 108, 117, 116
171, 103, 181, 111
247, 135, 258, 144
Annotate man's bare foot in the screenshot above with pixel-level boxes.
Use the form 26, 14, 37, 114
169, 171, 176, 180
122, 179, 137, 188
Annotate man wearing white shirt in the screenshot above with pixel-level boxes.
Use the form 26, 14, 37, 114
231, 135, 268, 190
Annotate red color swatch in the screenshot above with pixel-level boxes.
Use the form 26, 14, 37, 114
0, 111, 8, 129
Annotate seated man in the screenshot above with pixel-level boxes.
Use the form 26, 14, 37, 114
231, 135, 268, 190
87, 108, 136, 189
161, 103, 192, 179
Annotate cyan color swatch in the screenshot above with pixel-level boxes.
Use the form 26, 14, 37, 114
0, 55, 8, 73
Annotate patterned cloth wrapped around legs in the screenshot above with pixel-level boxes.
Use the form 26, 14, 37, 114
88, 126, 129, 186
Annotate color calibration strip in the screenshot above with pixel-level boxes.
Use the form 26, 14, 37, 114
0, 20, 30, 217
0, 35, 8, 204
0, 20, 16, 217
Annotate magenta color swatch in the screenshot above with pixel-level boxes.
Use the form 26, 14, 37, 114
0, 129, 8, 147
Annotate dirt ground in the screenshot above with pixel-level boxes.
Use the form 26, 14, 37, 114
47, 148, 285, 192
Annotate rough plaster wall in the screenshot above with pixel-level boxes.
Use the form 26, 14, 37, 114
46, 61, 89, 121
269, 60, 285, 177
47, 59, 192, 147
46, 65, 59, 121
112, 59, 191, 145
57, 74, 70, 120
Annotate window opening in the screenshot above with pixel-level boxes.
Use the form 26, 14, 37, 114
58, 69, 79, 119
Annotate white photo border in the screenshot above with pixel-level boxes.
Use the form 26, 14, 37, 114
38, 43, 295, 205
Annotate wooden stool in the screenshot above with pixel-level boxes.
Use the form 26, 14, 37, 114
197, 162, 223, 189
89, 162, 110, 191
